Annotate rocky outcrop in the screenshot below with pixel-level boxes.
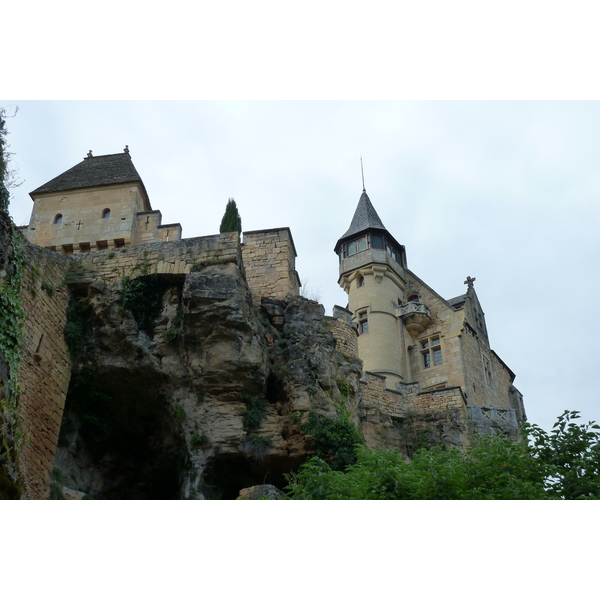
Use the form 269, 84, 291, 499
236, 484, 287, 500
53, 255, 364, 499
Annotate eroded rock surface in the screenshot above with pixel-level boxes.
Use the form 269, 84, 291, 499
54, 259, 363, 499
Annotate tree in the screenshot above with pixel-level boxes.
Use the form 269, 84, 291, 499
523, 410, 600, 499
0, 109, 10, 212
0, 106, 21, 213
219, 198, 242, 234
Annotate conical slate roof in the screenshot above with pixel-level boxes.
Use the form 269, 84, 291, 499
339, 190, 387, 240
30, 151, 144, 196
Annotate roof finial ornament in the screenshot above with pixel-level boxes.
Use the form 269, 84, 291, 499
464, 275, 476, 289
86, 150, 93, 159
360, 156, 366, 192
124, 145, 130, 155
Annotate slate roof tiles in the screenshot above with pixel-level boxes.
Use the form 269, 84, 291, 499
30, 152, 143, 196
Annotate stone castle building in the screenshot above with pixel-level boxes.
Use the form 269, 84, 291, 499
333, 188, 525, 430
20, 148, 183, 252
2, 148, 525, 499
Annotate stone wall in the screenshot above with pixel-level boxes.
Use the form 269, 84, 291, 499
459, 323, 514, 410
359, 371, 466, 420
72, 232, 241, 283
325, 317, 359, 359
16, 243, 72, 499
242, 228, 300, 306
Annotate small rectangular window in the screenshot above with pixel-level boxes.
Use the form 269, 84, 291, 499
358, 311, 368, 334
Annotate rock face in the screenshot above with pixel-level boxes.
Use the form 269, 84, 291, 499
54, 257, 363, 499
236, 484, 287, 500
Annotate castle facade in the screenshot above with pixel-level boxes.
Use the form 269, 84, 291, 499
6, 149, 525, 498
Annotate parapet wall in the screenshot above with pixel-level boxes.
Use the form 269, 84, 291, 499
242, 228, 300, 307
359, 371, 466, 420
72, 231, 241, 282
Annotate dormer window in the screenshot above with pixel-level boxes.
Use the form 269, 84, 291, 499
54, 214, 63, 224
102, 208, 111, 219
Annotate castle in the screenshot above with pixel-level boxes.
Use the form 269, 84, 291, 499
1, 148, 525, 499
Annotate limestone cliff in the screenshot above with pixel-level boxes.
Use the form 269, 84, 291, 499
53, 258, 364, 499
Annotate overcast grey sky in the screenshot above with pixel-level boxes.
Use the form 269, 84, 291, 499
2, 100, 599, 433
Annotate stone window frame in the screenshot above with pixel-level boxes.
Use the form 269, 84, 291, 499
420, 334, 442, 369
54, 214, 63, 224
357, 274, 365, 288
357, 310, 369, 334
102, 208, 111, 219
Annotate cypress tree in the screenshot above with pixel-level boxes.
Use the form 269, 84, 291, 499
219, 198, 242, 234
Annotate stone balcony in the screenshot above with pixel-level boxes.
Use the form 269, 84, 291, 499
396, 301, 432, 337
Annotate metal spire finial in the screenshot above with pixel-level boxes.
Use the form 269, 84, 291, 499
360, 156, 366, 192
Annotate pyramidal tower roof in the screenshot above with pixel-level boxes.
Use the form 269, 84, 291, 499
30, 149, 144, 196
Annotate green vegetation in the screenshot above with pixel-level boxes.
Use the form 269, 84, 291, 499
336, 379, 351, 398
163, 307, 183, 343
170, 402, 186, 424
0, 462, 21, 499
219, 198, 242, 234
122, 275, 169, 330
242, 394, 267, 430
286, 435, 546, 500
524, 410, 600, 499
0, 108, 14, 212
41, 281, 56, 297
247, 434, 272, 449
62, 366, 115, 457
296, 406, 363, 471
0, 227, 25, 402
286, 410, 600, 500
63, 296, 90, 357
191, 431, 209, 447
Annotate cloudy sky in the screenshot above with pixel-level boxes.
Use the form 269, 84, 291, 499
2, 100, 599, 434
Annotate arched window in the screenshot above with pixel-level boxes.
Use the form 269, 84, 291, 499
407, 293, 420, 303
102, 208, 111, 219
358, 275, 365, 288
54, 214, 63, 224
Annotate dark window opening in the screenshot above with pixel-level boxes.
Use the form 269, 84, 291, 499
54, 214, 63, 224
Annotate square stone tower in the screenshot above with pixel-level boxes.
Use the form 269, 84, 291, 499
20, 147, 182, 254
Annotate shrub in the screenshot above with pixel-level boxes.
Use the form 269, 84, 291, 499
299, 407, 364, 471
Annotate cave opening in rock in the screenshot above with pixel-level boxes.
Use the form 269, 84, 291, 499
201, 452, 304, 499
56, 365, 188, 499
